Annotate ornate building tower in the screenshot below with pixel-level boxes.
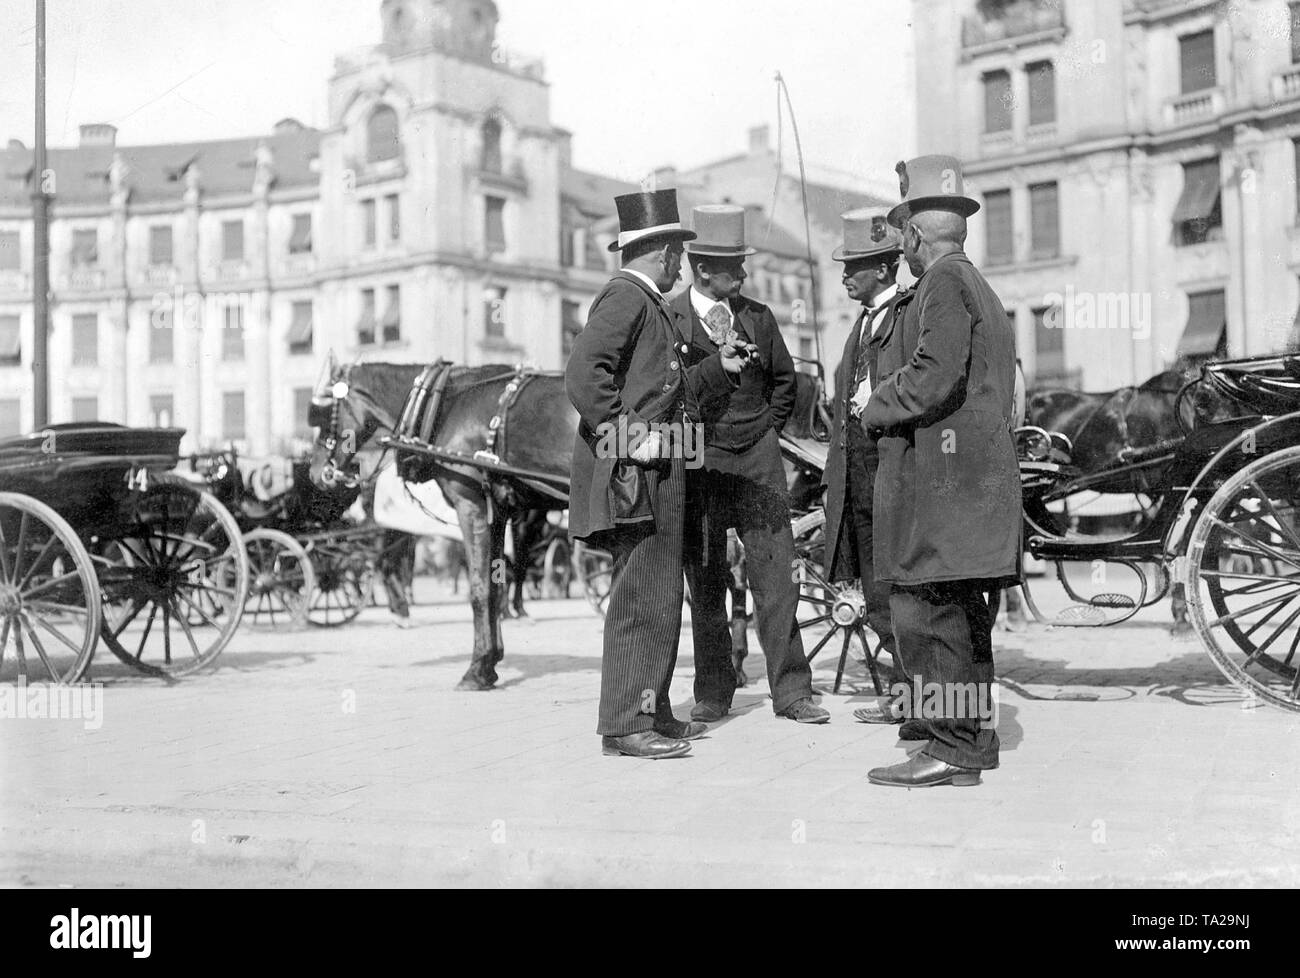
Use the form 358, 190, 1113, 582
381, 0, 500, 61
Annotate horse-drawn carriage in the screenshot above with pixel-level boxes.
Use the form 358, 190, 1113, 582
309, 350, 1300, 711
0, 423, 248, 682
185, 450, 411, 629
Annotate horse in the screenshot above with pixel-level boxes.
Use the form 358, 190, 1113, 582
309, 357, 575, 690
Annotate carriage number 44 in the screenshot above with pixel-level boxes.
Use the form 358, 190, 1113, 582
124, 466, 149, 492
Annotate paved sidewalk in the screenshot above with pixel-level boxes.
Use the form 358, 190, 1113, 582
2, 587, 1297, 887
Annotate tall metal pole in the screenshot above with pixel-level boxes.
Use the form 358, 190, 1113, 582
32, 0, 50, 429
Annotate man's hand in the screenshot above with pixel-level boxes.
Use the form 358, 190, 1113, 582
719, 342, 759, 375
629, 430, 665, 464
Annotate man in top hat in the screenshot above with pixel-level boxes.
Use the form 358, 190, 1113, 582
672, 204, 829, 726
821, 208, 916, 728
860, 155, 1022, 787
567, 189, 751, 759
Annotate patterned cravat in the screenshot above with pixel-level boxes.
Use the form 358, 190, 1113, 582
704, 302, 735, 346
852, 306, 879, 390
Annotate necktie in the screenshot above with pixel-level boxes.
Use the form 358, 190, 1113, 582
853, 306, 880, 390
704, 302, 735, 346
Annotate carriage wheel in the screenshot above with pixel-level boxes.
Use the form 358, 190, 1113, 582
574, 541, 613, 617
0, 492, 101, 684
542, 536, 571, 599
1185, 445, 1300, 711
243, 529, 316, 631
789, 507, 884, 696
96, 478, 249, 677
306, 539, 373, 627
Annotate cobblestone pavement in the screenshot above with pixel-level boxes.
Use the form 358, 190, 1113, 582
3, 580, 1298, 888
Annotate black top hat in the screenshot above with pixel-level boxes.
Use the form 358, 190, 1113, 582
608, 189, 698, 253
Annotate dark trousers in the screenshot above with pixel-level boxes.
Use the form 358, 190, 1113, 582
836, 422, 896, 659
685, 467, 812, 714
596, 455, 686, 737
889, 580, 1000, 770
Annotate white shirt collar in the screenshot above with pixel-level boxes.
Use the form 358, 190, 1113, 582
690, 286, 731, 323
621, 268, 663, 295
865, 283, 899, 315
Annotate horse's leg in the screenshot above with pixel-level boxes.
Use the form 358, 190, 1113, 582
449, 486, 500, 690
510, 510, 546, 620
487, 503, 509, 665
378, 530, 413, 624
727, 530, 750, 687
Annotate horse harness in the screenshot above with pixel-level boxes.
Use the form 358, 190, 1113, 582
396, 361, 568, 507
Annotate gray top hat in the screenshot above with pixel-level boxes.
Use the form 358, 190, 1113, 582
685, 204, 757, 257
832, 209, 903, 262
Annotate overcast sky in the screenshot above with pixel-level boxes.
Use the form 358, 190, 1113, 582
0, 0, 915, 191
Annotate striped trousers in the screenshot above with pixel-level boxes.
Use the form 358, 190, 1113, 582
596, 454, 687, 737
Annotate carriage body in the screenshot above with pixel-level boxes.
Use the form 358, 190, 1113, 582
0, 424, 249, 683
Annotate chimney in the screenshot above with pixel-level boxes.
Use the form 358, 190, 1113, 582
554, 127, 573, 170
748, 125, 770, 156
79, 123, 117, 148
652, 165, 677, 189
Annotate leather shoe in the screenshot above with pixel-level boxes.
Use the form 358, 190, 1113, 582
601, 731, 691, 759
654, 718, 708, 741
690, 700, 729, 722
867, 751, 982, 787
853, 700, 902, 725
777, 697, 830, 724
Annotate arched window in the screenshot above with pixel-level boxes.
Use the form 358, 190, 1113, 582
367, 105, 401, 163
481, 117, 502, 174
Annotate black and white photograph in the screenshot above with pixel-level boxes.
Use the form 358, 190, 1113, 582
0, 0, 1294, 911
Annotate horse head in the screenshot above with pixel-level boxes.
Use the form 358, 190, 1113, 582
308, 355, 389, 491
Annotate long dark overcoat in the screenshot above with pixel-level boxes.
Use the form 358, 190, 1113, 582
861, 252, 1022, 586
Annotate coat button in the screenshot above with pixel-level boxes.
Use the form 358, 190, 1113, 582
663, 383, 673, 392
669, 361, 679, 370
680, 344, 689, 353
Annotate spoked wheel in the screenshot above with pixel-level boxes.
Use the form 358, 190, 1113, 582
0, 492, 101, 684
540, 536, 572, 599
243, 528, 317, 630
1185, 445, 1300, 711
573, 540, 613, 617
789, 508, 884, 696
95, 478, 249, 677
306, 538, 374, 627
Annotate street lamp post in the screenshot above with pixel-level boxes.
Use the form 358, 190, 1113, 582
32, 0, 50, 429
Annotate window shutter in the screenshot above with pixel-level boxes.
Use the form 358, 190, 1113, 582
1029, 182, 1059, 259
983, 70, 1012, 133
984, 189, 1014, 264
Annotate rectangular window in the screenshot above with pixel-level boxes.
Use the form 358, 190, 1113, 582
0, 398, 20, 436
386, 194, 400, 243
1029, 182, 1060, 259
150, 307, 173, 364
1172, 157, 1222, 246
1292, 2, 1300, 65
288, 213, 313, 255
149, 225, 173, 266
293, 387, 314, 440
1180, 29, 1216, 94
484, 285, 506, 338
71, 396, 98, 422
485, 196, 506, 252
358, 289, 376, 345
381, 284, 401, 344
0, 314, 20, 365
71, 229, 98, 267
71, 313, 98, 366
562, 300, 583, 359
221, 220, 244, 261
1033, 306, 1065, 380
222, 391, 246, 441
0, 230, 19, 271
1027, 61, 1055, 126
222, 302, 244, 361
362, 199, 377, 248
984, 189, 1014, 265
1179, 289, 1227, 359
149, 394, 174, 428
983, 69, 1012, 134
289, 300, 313, 354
